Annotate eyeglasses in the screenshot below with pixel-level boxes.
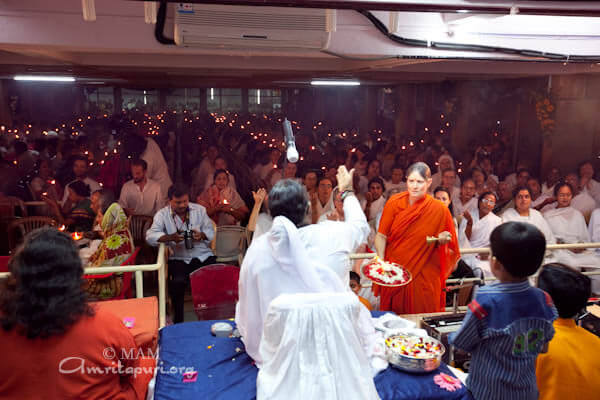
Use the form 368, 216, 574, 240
482, 198, 496, 205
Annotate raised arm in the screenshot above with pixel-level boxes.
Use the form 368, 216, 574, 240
247, 188, 267, 233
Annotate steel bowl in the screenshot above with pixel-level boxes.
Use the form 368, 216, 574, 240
385, 334, 446, 373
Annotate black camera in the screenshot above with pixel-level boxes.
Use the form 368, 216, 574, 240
182, 230, 194, 250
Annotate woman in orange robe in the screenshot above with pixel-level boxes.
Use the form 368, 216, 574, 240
375, 162, 460, 314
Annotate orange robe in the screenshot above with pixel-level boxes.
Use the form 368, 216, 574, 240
375, 192, 459, 314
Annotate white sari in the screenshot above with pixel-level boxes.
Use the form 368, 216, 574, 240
502, 208, 556, 244
544, 207, 599, 269
236, 197, 386, 374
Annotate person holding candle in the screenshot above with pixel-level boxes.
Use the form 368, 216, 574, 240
253, 148, 282, 183
45, 180, 95, 232
374, 162, 460, 314
29, 158, 61, 201
197, 169, 248, 226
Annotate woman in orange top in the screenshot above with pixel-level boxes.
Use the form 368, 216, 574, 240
374, 162, 459, 314
0, 228, 152, 399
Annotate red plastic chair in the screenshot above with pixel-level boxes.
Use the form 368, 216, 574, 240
0, 256, 10, 273
190, 264, 240, 320
85, 247, 140, 300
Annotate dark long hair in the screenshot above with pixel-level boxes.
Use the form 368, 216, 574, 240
0, 228, 94, 338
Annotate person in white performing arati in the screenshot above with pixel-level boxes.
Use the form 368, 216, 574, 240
235, 166, 386, 399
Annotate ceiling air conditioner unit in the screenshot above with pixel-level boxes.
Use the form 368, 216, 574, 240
174, 3, 336, 51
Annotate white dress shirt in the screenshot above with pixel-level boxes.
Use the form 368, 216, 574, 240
118, 178, 165, 216
146, 203, 215, 263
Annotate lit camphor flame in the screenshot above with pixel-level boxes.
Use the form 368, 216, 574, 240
50, 180, 56, 185
42, 192, 48, 196
223, 199, 229, 205
273, 164, 278, 169
58, 225, 66, 232
71, 232, 83, 241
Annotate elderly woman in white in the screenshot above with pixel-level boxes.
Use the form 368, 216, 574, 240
459, 191, 502, 278
543, 182, 599, 289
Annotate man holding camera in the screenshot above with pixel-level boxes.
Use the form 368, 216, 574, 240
147, 183, 216, 323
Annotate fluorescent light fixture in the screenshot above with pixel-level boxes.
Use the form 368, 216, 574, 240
82, 0, 97, 22
257, 89, 261, 105
143, 90, 147, 105
144, 1, 158, 24
14, 75, 75, 82
310, 80, 360, 86
210, 88, 214, 100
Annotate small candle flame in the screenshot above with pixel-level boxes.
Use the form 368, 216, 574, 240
223, 199, 229, 205
58, 225, 66, 232
71, 232, 83, 240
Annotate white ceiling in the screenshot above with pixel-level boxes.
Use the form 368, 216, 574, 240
1, 0, 599, 87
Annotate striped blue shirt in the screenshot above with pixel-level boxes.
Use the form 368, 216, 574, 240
450, 280, 557, 400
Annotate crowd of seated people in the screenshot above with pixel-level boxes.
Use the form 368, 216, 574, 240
1, 111, 600, 299
1, 110, 599, 400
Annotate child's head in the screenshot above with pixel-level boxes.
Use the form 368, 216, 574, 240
489, 222, 546, 281
537, 263, 591, 319
349, 271, 361, 295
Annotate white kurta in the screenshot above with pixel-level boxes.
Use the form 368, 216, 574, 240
459, 209, 502, 277
582, 179, 600, 206
236, 195, 379, 369
531, 193, 551, 209
383, 180, 406, 197
141, 138, 172, 198
589, 208, 600, 251
359, 175, 385, 196
118, 178, 164, 216
541, 182, 556, 196
571, 192, 597, 221
452, 195, 478, 219
313, 193, 335, 221
367, 196, 386, 223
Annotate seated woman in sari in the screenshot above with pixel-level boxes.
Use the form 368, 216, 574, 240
85, 189, 134, 300
197, 169, 249, 226
543, 182, 598, 272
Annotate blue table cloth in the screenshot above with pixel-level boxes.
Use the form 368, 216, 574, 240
154, 319, 470, 400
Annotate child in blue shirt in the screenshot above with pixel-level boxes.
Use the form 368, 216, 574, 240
450, 221, 557, 400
